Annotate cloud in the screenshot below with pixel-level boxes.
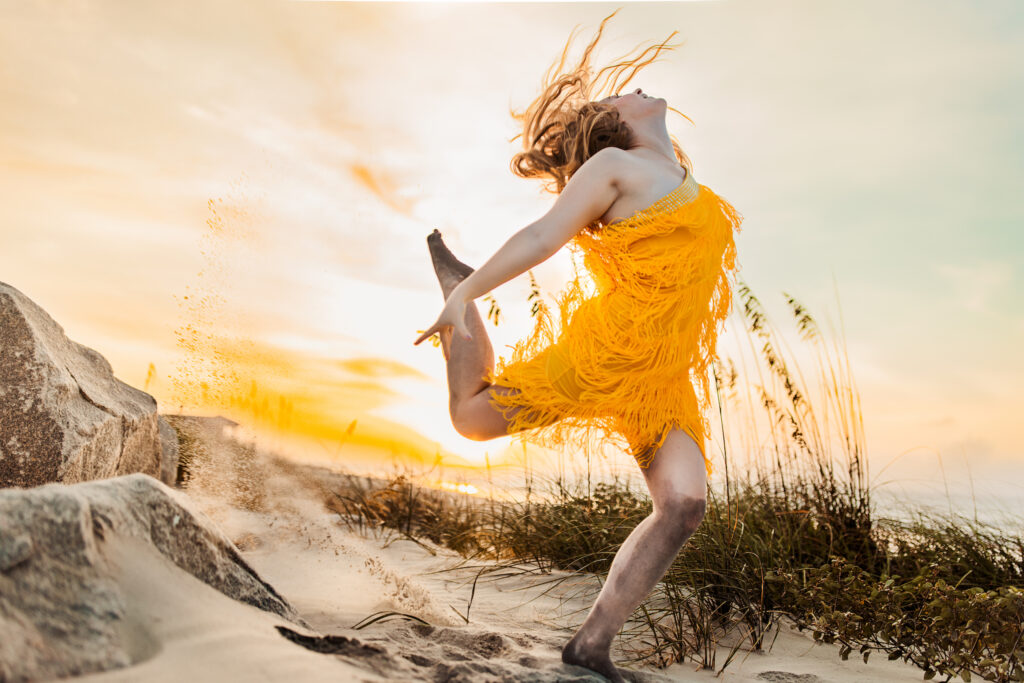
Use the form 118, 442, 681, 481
348, 163, 418, 217
337, 356, 429, 380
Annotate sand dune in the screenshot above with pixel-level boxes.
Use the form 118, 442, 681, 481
54, 418, 926, 683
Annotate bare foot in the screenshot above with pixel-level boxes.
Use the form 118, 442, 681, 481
426, 229, 474, 299
426, 230, 475, 359
561, 634, 626, 683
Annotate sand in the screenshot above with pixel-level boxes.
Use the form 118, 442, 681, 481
74, 441, 926, 682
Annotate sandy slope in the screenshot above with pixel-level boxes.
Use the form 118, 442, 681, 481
77, 443, 925, 682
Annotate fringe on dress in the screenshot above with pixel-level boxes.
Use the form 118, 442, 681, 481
484, 170, 743, 478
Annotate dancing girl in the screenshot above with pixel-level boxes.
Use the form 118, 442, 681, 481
414, 12, 742, 682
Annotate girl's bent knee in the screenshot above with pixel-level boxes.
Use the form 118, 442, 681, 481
452, 416, 485, 441
451, 409, 500, 442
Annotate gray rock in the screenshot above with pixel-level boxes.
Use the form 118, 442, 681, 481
0, 473, 303, 681
0, 281, 168, 487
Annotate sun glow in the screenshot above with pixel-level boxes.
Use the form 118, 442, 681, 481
437, 481, 480, 496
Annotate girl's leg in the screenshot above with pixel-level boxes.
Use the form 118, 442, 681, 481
561, 428, 708, 682
427, 230, 520, 440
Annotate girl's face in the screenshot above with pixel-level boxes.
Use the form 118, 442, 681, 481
598, 88, 665, 124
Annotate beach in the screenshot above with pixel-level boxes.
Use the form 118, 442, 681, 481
65, 420, 926, 683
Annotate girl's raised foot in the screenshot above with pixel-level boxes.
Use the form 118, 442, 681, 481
426, 229, 474, 299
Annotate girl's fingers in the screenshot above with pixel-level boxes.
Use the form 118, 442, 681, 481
414, 326, 437, 346
415, 319, 450, 346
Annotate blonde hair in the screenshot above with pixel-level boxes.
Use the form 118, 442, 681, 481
509, 8, 694, 196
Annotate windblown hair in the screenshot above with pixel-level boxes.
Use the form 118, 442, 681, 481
510, 9, 694, 196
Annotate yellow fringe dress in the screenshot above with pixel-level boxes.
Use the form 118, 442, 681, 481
484, 167, 743, 477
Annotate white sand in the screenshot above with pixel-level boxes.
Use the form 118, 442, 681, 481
76, 446, 926, 682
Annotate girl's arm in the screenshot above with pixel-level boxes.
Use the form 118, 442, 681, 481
450, 147, 624, 305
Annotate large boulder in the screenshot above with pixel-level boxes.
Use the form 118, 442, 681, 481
0, 282, 176, 487
0, 473, 303, 681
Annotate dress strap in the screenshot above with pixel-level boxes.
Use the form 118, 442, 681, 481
643, 168, 699, 217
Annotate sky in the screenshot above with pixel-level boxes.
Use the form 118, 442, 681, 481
1, 0, 1022, 509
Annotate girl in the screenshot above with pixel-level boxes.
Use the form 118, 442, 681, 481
414, 11, 742, 682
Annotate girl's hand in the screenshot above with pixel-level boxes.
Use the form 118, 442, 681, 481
414, 292, 472, 347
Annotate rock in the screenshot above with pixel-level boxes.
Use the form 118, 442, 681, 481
0, 281, 170, 487
0, 473, 303, 681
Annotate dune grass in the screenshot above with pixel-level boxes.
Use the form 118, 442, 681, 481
297, 280, 1023, 681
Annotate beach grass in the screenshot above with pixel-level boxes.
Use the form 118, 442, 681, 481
317, 458, 1022, 680
197, 279, 1023, 681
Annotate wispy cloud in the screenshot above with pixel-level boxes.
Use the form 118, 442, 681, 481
337, 356, 429, 380
349, 163, 418, 217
